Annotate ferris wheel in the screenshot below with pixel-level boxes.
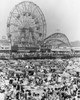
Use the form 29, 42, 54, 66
7, 1, 47, 46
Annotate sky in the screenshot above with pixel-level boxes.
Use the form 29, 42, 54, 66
0, 0, 80, 42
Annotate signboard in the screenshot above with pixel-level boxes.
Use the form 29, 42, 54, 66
0, 39, 11, 50
0, 45, 11, 50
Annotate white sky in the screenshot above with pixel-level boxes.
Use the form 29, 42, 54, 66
0, 0, 80, 41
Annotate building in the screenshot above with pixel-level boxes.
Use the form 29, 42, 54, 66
0, 39, 11, 52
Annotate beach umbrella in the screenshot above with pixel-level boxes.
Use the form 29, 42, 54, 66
8, 68, 15, 72
62, 72, 71, 77
66, 65, 75, 70
15, 70, 23, 74
73, 67, 80, 72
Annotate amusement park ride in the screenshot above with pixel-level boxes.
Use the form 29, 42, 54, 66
7, 1, 46, 47
0, 1, 79, 59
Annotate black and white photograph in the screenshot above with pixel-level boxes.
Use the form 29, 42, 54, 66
0, 0, 80, 100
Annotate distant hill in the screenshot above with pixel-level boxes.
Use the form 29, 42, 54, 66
70, 41, 80, 47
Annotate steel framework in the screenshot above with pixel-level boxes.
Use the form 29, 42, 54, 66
44, 33, 71, 48
7, 1, 47, 47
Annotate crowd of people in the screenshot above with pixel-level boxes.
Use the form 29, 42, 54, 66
0, 58, 80, 100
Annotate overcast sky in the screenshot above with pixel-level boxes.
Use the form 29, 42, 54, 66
0, 0, 80, 41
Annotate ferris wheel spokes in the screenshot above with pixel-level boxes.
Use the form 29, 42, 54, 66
7, 1, 47, 46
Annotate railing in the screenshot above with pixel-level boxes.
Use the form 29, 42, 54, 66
0, 50, 80, 59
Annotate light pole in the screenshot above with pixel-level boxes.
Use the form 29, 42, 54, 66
8, 34, 12, 59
